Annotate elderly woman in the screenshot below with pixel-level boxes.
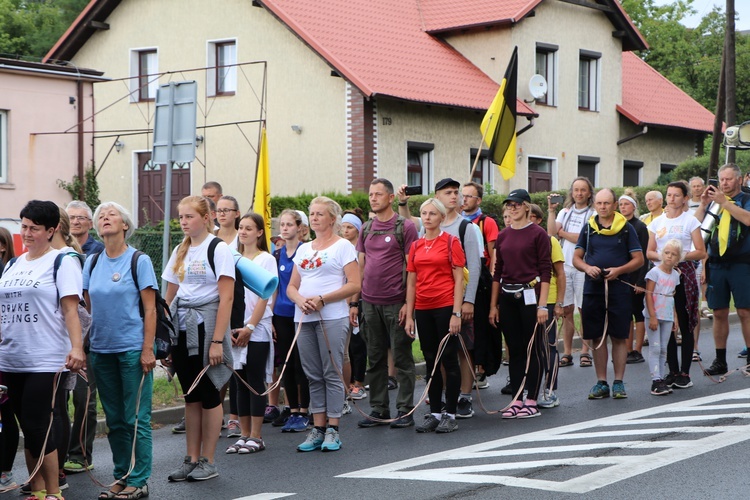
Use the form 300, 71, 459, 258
0, 200, 85, 500
84, 202, 157, 500
404, 198, 466, 434
287, 196, 360, 452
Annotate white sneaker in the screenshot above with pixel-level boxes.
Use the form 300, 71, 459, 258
538, 389, 560, 408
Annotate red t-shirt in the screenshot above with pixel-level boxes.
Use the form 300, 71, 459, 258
407, 232, 466, 310
475, 215, 499, 264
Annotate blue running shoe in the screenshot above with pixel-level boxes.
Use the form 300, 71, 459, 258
297, 428, 324, 452
588, 381, 610, 399
321, 427, 341, 452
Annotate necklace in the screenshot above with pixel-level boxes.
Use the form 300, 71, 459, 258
423, 233, 441, 253
27, 247, 52, 261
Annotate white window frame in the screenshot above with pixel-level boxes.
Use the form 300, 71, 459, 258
527, 155, 557, 192
578, 50, 601, 112
535, 43, 558, 106
469, 149, 494, 187
129, 48, 159, 103
577, 155, 599, 186
623, 160, 644, 187
0, 110, 7, 184
406, 142, 433, 195
207, 38, 238, 97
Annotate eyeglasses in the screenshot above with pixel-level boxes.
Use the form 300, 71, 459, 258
462, 194, 479, 200
69, 215, 91, 222
505, 202, 524, 209
216, 209, 237, 215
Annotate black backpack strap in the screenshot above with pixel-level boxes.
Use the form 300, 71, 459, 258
458, 218, 469, 249
207, 237, 221, 277
130, 250, 146, 317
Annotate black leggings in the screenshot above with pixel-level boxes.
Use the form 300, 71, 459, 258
416, 306, 460, 415
0, 396, 18, 471
667, 280, 694, 375
172, 326, 222, 409
236, 341, 270, 418
4, 372, 68, 458
349, 327, 367, 383
499, 293, 543, 401
273, 315, 310, 410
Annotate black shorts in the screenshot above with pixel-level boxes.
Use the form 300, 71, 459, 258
172, 324, 222, 409
631, 292, 645, 322
581, 293, 632, 340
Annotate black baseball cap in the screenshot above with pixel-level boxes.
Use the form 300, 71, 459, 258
435, 178, 460, 191
504, 189, 531, 204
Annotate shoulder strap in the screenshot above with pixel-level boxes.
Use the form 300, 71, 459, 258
207, 237, 221, 276
394, 215, 405, 250
89, 250, 103, 275
6, 257, 17, 271
458, 218, 469, 249
130, 250, 147, 317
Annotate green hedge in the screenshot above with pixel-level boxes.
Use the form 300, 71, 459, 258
270, 185, 668, 226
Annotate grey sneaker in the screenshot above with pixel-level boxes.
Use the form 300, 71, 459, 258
321, 427, 342, 452
186, 457, 218, 482
0, 471, 16, 489
435, 414, 458, 433
297, 427, 325, 452
456, 397, 474, 418
167, 456, 197, 482
389, 411, 415, 428
171, 417, 186, 434
415, 414, 440, 433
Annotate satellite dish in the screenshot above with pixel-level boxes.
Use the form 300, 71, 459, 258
529, 74, 548, 99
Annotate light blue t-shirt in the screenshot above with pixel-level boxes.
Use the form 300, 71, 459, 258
83, 246, 158, 353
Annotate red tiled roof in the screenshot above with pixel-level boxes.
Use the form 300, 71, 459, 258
418, 0, 541, 32
619, 52, 714, 134
262, 0, 536, 115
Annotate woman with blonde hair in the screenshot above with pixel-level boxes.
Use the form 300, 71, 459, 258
287, 197, 360, 452
163, 196, 234, 482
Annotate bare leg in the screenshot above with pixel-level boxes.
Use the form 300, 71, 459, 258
185, 402, 203, 461
562, 306, 575, 355
611, 338, 628, 380
579, 307, 589, 355
712, 308, 731, 349
591, 338, 608, 381
200, 405, 223, 463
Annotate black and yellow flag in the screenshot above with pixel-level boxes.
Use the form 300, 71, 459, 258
253, 126, 272, 249
480, 46, 518, 180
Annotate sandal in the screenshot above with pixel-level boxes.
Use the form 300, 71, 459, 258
238, 437, 265, 454
579, 353, 593, 367
115, 484, 149, 500
516, 405, 541, 419
225, 437, 248, 454
99, 480, 127, 499
559, 354, 573, 367
501, 402, 523, 419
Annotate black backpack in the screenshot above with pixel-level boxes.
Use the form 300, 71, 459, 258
207, 238, 246, 329
90, 250, 175, 359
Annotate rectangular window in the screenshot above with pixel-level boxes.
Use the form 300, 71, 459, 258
0, 110, 6, 183
578, 50, 601, 111
660, 163, 677, 176
623, 160, 643, 187
469, 149, 491, 186
130, 49, 158, 102
535, 43, 557, 106
578, 155, 599, 185
528, 157, 553, 193
208, 40, 237, 96
406, 142, 433, 194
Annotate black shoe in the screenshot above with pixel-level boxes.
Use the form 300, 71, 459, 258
673, 373, 693, 389
650, 380, 669, 396
172, 417, 186, 434
59, 472, 69, 490
456, 397, 474, 419
389, 411, 414, 428
501, 377, 513, 395
387, 376, 398, 390
664, 372, 677, 388
20, 482, 30, 495
272, 407, 292, 427
627, 351, 645, 364
358, 410, 390, 428
704, 360, 728, 376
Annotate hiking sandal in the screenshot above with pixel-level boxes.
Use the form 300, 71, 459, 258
579, 353, 593, 367
238, 437, 265, 454
559, 354, 573, 367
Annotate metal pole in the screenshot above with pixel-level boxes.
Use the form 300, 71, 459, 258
161, 83, 176, 291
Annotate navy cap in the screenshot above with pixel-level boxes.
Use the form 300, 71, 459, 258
504, 189, 531, 204
435, 178, 460, 191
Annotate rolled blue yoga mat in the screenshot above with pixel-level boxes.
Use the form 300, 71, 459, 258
232, 251, 279, 299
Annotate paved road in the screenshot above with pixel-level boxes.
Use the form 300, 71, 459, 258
11, 320, 750, 499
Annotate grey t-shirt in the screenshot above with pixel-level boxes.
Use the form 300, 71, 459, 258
441, 215, 481, 304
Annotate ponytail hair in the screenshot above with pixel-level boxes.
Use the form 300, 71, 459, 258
172, 195, 212, 282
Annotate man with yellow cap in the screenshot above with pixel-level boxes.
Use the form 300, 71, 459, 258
696, 163, 750, 375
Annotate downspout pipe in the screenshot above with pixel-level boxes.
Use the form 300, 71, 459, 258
617, 125, 648, 145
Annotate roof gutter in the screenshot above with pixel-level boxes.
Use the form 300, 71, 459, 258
0, 64, 107, 81
617, 125, 648, 145
517, 117, 535, 136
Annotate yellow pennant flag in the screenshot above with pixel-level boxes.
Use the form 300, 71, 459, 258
253, 126, 272, 249
480, 46, 518, 181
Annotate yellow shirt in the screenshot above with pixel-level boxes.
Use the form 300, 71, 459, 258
548, 236, 565, 304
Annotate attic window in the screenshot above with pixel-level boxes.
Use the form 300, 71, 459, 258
578, 50, 601, 112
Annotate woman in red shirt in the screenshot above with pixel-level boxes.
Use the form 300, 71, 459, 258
489, 190, 551, 419
405, 198, 465, 434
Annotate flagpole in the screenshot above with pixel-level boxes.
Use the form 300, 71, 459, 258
469, 115, 493, 182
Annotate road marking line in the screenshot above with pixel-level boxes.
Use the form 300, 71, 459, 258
232, 494, 295, 499
340, 388, 750, 493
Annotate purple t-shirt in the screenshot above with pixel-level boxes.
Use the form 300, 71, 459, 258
356, 214, 418, 305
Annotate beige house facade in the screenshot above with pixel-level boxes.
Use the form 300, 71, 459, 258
0, 58, 103, 219
46, 0, 712, 225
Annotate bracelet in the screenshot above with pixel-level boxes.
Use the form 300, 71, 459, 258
210, 340, 223, 344
398, 201, 408, 206
537, 306, 546, 310
319, 295, 326, 306
349, 302, 359, 308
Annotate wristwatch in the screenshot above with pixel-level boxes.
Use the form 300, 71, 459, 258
556, 302, 564, 307
245, 323, 256, 331
452, 311, 461, 318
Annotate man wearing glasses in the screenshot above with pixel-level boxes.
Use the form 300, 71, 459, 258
67, 200, 104, 256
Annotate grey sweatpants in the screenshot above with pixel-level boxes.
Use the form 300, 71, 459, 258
297, 317, 348, 418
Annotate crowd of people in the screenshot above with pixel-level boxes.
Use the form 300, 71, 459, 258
1, 164, 749, 497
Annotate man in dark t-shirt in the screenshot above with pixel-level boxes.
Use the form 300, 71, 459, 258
573, 188, 643, 401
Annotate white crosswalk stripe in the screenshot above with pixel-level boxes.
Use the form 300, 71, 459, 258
340, 389, 750, 493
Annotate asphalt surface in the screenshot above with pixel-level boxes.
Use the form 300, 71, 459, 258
10, 317, 750, 499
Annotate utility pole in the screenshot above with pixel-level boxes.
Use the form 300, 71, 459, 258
725, 0, 736, 164
708, 51, 726, 179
